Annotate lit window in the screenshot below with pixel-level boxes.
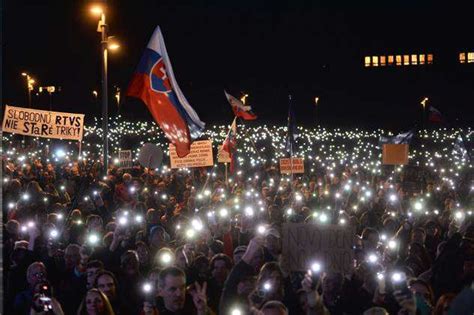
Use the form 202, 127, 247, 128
403, 55, 410, 65
364, 56, 371, 67
468, 52, 474, 63
419, 54, 425, 65
388, 55, 394, 65
396, 55, 402, 66
372, 56, 379, 67
427, 54, 433, 64
411, 54, 418, 65
459, 53, 466, 63
380, 56, 386, 66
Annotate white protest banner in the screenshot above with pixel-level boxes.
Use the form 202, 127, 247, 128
119, 150, 132, 168
169, 140, 214, 169
2, 105, 85, 141
280, 157, 304, 174
282, 223, 354, 274
217, 145, 231, 163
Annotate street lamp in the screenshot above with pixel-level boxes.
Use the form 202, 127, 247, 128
21, 72, 35, 108
314, 96, 320, 125
39, 86, 58, 111
420, 97, 429, 129
90, 3, 120, 175
240, 93, 249, 105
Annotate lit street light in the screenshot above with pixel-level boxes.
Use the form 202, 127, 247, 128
420, 97, 429, 129
39, 86, 59, 111
21, 72, 36, 108
314, 96, 320, 125
90, 3, 120, 175
240, 93, 249, 105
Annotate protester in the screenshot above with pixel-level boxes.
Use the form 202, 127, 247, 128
3, 124, 474, 314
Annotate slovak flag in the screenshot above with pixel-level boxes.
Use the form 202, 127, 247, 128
224, 91, 257, 120
428, 106, 443, 123
127, 26, 205, 157
222, 117, 237, 172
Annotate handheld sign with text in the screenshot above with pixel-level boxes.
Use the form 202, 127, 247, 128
382, 144, 409, 165
282, 223, 354, 274
280, 157, 304, 174
217, 145, 231, 163
169, 140, 214, 169
118, 150, 132, 168
2, 105, 84, 141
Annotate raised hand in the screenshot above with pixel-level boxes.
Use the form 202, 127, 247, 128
190, 281, 208, 315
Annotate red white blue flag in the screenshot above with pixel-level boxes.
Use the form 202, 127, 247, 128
428, 106, 443, 123
224, 91, 257, 120
127, 26, 205, 157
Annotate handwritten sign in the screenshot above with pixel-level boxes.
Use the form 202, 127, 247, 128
119, 150, 132, 168
382, 144, 409, 165
169, 140, 214, 169
2, 105, 84, 141
280, 158, 304, 174
282, 223, 354, 274
217, 145, 231, 163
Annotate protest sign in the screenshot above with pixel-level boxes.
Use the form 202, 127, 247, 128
280, 157, 304, 174
382, 144, 409, 165
118, 150, 132, 168
217, 145, 231, 163
2, 105, 84, 141
282, 223, 354, 274
169, 140, 214, 169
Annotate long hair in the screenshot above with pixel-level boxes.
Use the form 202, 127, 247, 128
77, 288, 115, 315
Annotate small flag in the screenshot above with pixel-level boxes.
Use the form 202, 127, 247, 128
224, 91, 257, 120
379, 129, 415, 145
222, 117, 237, 172
428, 106, 443, 123
127, 26, 205, 157
285, 95, 298, 157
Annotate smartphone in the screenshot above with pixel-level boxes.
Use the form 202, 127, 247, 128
39, 296, 53, 312
390, 272, 412, 298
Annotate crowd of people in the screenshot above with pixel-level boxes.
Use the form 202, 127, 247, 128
2, 122, 474, 315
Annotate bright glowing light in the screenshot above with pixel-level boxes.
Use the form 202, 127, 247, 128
263, 281, 272, 291
160, 252, 173, 264
389, 194, 397, 202
55, 149, 66, 158
186, 229, 196, 239
88, 234, 99, 245
388, 240, 398, 250
257, 225, 266, 235
414, 202, 423, 211
22, 194, 30, 201
367, 253, 378, 264
319, 213, 328, 223
135, 215, 143, 223
311, 262, 322, 273
339, 218, 346, 225
219, 208, 229, 217
49, 229, 59, 239
142, 283, 152, 293
191, 219, 203, 231
118, 217, 128, 226
245, 206, 254, 217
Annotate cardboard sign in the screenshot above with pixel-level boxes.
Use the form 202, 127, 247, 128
169, 140, 214, 169
217, 145, 231, 163
118, 150, 132, 168
282, 223, 354, 274
2, 105, 84, 141
280, 158, 304, 174
382, 144, 409, 165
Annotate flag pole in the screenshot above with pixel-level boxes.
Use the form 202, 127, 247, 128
225, 163, 228, 187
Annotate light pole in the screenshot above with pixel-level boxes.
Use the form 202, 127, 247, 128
115, 86, 121, 115
421, 97, 429, 129
314, 96, 320, 125
21, 72, 35, 108
39, 86, 58, 111
90, 4, 120, 175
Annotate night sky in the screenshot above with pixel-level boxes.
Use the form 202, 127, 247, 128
3, 1, 474, 129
